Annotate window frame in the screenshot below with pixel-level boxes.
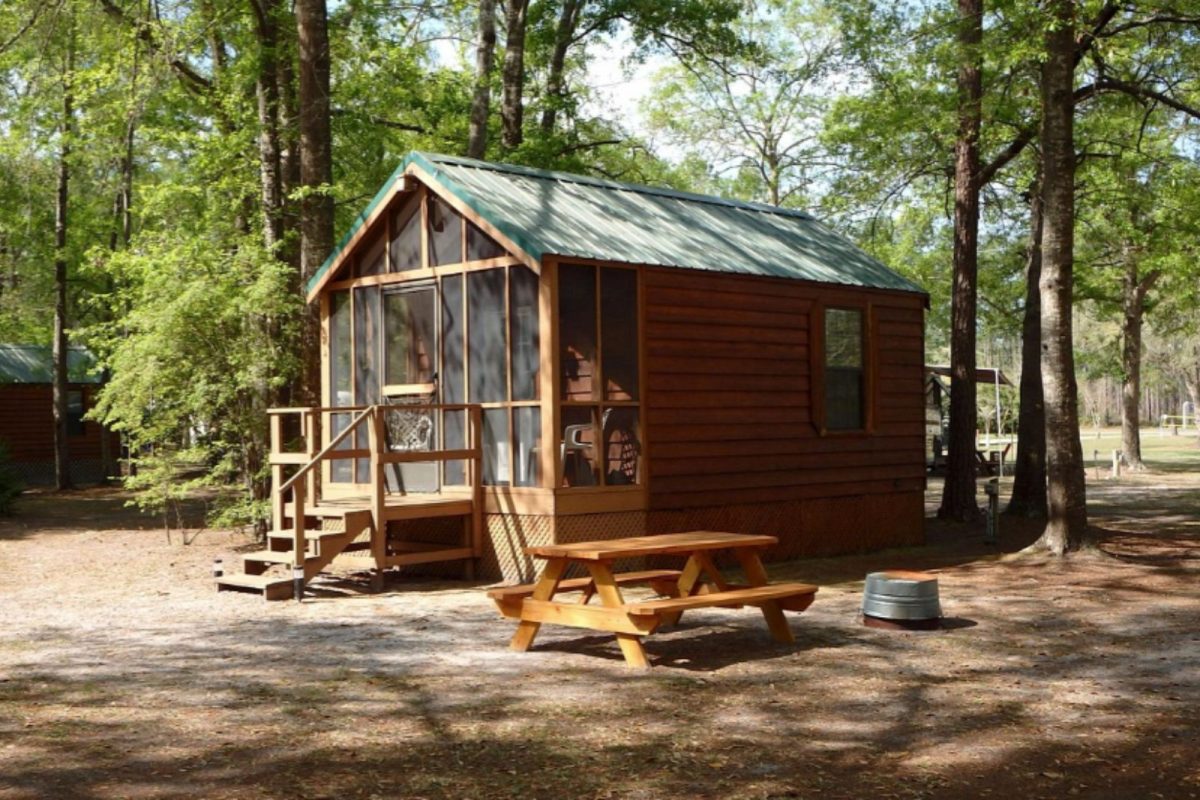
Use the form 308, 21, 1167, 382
555, 262, 643, 490
812, 301, 874, 436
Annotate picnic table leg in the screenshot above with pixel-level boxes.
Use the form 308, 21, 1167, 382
587, 562, 650, 669
659, 554, 704, 628
510, 558, 567, 652
733, 549, 794, 645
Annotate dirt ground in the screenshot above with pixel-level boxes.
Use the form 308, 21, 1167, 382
2, 438, 1199, 799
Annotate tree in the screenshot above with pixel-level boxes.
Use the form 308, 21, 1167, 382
1032, 0, 1088, 553
468, 0, 498, 157
642, 0, 836, 208
296, 0, 333, 403
938, 0, 984, 522
501, 0, 531, 149
1005, 168, 1047, 517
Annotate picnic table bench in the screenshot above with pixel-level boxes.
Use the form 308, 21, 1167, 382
487, 531, 818, 668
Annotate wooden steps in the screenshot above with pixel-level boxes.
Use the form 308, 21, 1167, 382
218, 498, 480, 600
214, 572, 295, 602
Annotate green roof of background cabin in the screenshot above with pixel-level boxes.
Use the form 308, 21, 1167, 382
309, 152, 925, 296
0, 345, 100, 384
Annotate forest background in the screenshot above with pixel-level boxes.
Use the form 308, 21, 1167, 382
1, 0, 1197, 551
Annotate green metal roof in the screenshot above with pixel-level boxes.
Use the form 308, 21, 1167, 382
0, 345, 101, 384
308, 152, 925, 296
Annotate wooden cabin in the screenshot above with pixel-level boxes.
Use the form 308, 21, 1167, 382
217, 153, 928, 600
0, 344, 118, 486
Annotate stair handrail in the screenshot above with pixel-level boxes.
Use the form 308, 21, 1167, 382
278, 405, 373, 495
278, 405, 374, 592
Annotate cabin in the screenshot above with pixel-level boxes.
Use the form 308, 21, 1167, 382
0, 344, 118, 486
217, 153, 928, 600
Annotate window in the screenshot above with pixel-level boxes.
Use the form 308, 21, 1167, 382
67, 391, 85, 437
558, 264, 641, 487
824, 307, 865, 431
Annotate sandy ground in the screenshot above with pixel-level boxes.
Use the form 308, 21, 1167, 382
1, 461, 1199, 799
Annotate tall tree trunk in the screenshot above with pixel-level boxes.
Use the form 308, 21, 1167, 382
467, 0, 497, 158
101, 67, 139, 483
1006, 174, 1047, 517
277, 23, 301, 268
938, 0, 983, 522
500, 0, 530, 150
540, 0, 582, 135
253, 0, 285, 252
296, 0, 333, 405
1033, 0, 1088, 554
1184, 355, 1200, 441
1119, 259, 1158, 470
53, 30, 75, 492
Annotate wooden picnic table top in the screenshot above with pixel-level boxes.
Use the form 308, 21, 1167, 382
526, 531, 778, 561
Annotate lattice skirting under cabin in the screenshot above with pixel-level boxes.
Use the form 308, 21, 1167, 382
476, 491, 924, 583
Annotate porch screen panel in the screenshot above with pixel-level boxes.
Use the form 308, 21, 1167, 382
513, 406, 541, 487
560, 407, 598, 487
466, 221, 506, 261
329, 291, 352, 482
601, 268, 638, 400
603, 407, 640, 485
558, 263, 597, 401
354, 285, 381, 482
441, 275, 465, 485
468, 269, 507, 403
358, 229, 386, 277
482, 408, 510, 486
428, 196, 463, 266
510, 265, 540, 401
384, 288, 436, 387
390, 193, 421, 272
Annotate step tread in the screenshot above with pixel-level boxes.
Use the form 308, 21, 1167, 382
266, 528, 351, 541
244, 550, 320, 565
216, 573, 291, 590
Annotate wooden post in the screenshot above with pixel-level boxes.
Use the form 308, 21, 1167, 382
470, 405, 485, 573
304, 410, 320, 504
292, 480, 306, 602
368, 407, 387, 586
270, 413, 285, 533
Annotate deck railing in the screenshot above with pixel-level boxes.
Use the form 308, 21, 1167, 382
267, 404, 484, 573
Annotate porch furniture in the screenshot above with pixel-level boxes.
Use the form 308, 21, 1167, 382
488, 531, 819, 668
974, 443, 1012, 477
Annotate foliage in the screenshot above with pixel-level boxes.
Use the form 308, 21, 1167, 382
0, 0, 1197, 534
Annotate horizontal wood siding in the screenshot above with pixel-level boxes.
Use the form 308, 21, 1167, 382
643, 267, 926, 511
0, 385, 117, 462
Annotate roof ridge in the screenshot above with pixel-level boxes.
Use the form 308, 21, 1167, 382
416, 152, 814, 220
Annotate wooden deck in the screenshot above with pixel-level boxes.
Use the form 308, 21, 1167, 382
216, 404, 484, 600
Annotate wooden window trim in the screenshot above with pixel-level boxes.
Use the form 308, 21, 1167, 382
812, 301, 875, 437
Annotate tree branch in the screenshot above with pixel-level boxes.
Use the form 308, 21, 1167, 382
1094, 77, 1200, 120
331, 108, 426, 133
96, 0, 211, 92
0, 2, 50, 56
557, 138, 622, 157
1100, 12, 1200, 37
977, 4, 1119, 186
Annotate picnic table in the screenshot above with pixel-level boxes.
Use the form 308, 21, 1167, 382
488, 531, 819, 668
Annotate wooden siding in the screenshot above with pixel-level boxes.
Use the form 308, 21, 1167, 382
643, 267, 926, 511
0, 384, 117, 463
